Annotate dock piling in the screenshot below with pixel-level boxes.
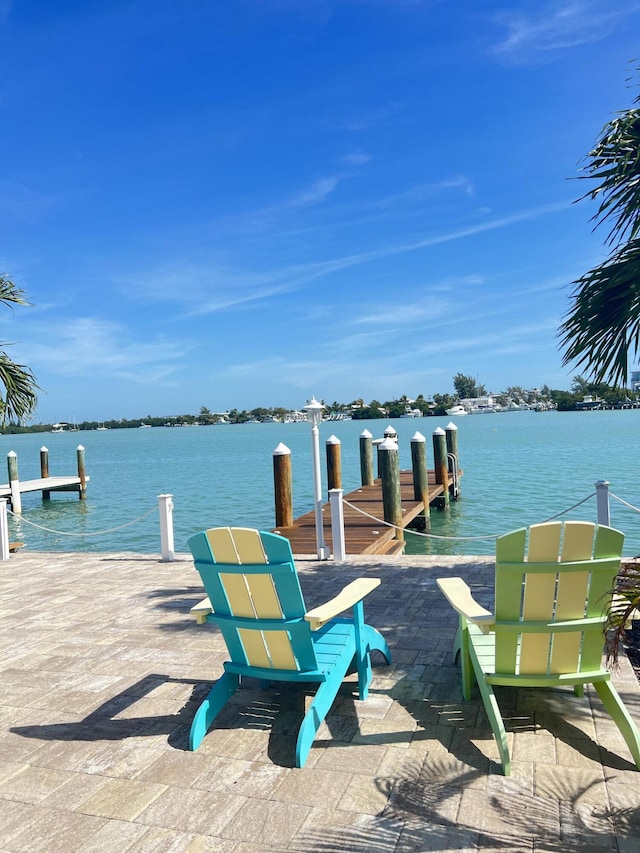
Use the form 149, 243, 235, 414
7, 451, 21, 514
359, 430, 374, 486
77, 445, 87, 500
432, 428, 450, 508
410, 431, 431, 531
326, 435, 342, 495
273, 443, 293, 528
40, 446, 49, 478
445, 422, 460, 500
40, 446, 51, 500
379, 436, 403, 542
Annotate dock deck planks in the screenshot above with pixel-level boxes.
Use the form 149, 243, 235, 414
275, 470, 451, 556
0, 475, 90, 498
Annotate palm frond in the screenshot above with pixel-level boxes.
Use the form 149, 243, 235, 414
559, 238, 640, 385
0, 273, 31, 309
605, 560, 640, 665
0, 351, 39, 423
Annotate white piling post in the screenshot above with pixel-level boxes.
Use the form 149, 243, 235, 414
329, 488, 346, 561
158, 493, 175, 562
0, 498, 9, 561
303, 397, 330, 560
7, 451, 21, 514
595, 480, 610, 526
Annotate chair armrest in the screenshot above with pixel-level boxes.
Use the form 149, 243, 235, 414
305, 577, 380, 630
190, 597, 213, 625
437, 577, 494, 632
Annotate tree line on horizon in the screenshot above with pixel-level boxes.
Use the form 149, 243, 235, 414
1, 373, 637, 433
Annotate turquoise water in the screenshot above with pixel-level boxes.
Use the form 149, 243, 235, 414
2, 411, 639, 556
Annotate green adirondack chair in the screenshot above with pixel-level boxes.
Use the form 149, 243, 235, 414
187, 526, 391, 767
437, 520, 640, 775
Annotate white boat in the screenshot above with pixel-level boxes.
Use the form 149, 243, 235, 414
51, 422, 66, 433
461, 394, 500, 414
576, 395, 603, 411
400, 405, 423, 418
445, 405, 468, 417
139, 423, 152, 428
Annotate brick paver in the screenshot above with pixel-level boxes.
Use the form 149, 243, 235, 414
1, 550, 639, 850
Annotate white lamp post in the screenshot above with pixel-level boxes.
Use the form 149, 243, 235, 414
303, 396, 330, 559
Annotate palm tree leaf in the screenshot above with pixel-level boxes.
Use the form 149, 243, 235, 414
560, 238, 640, 385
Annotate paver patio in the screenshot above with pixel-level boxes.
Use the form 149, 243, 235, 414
1, 549, 639, 851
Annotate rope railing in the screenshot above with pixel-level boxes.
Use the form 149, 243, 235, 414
5, 504, 158, 536
325, 480, 638, 559
342, 491, 599, 542
0, 493, 175, 562
611, 493, 640, 514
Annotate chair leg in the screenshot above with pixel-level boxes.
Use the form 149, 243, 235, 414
363, 624, 392, 665
475, 675, 511, 776
459, 622, 473, 701
593, 680, 640, 769
189, 671, 240, 751
452, 626, 462, 664
357, 624, 392, 700
296, 679, 341, 768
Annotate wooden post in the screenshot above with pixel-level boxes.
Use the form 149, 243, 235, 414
384, 424, 398, 444
410, 431, 431, 531
40, 445, 51, 500
77, 445, 87, 500
326, 435, 342, 495
359, 429, 374, 486
273, 442, 293, 528
7, 451, 21, 514
158, 493, 175, 562
40, 446, 49, 478
378, 436, 403, 540
432, 428, 449, 507
445, 421, 460, 500
375, 425, 398, 479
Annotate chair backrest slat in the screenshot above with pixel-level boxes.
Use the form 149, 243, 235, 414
188, 527, 317, 673
494, 521, 624, 678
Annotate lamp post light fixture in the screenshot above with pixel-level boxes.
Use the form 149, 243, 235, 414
303, 396, 330, 559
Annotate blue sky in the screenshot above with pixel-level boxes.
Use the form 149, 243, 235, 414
1, 0, 639, 422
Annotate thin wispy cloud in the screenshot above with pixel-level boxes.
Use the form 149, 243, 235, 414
266, 176, 478, 242
341, 150, 372, 166
20, 318, 189, 382
286, 175, 344, 208
354, 297, 453, 327
118, 199, 571, 319
492, 1, 639, 64
337, 102, 404, 132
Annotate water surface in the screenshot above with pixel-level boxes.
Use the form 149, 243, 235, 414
3, 410, 638, 556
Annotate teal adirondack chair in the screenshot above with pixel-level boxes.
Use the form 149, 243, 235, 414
437, 520, 640, 775
187, 526, 391, 767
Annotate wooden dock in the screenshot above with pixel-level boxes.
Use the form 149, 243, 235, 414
0, 476, 90, 501
275, 470, 451, 556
